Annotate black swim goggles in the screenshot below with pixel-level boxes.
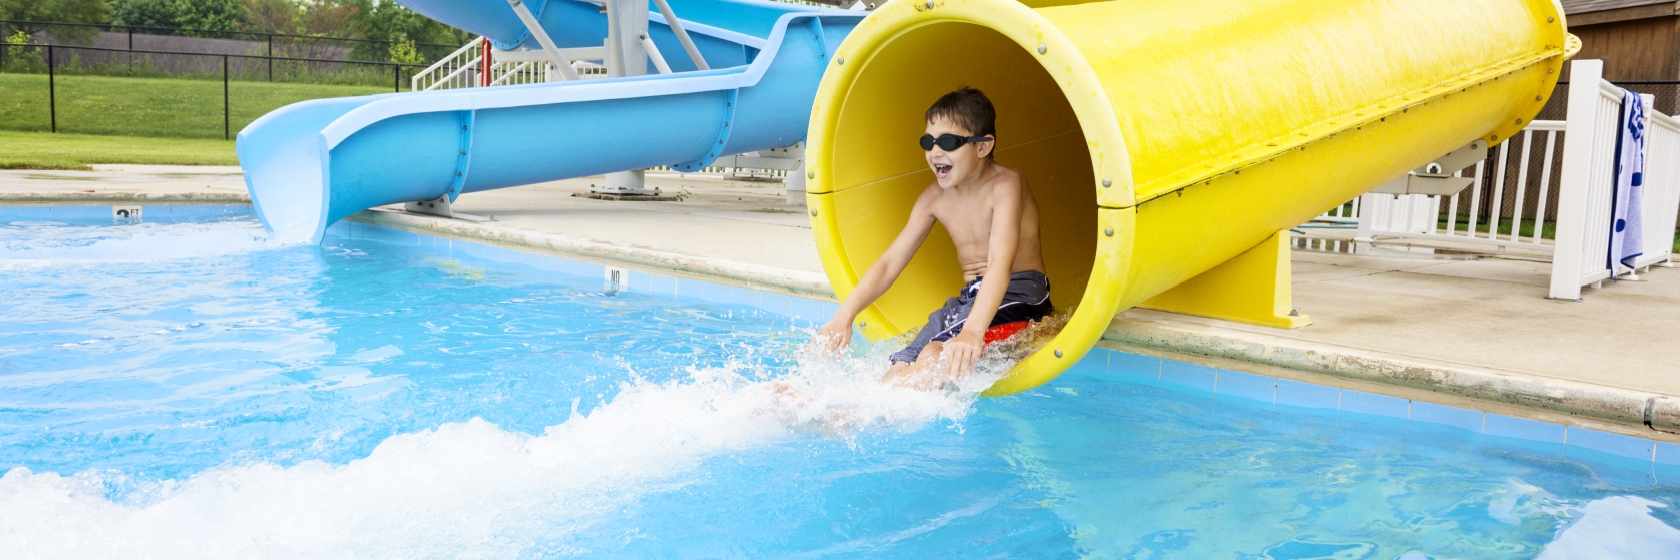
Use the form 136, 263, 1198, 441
919, 133, 993, 151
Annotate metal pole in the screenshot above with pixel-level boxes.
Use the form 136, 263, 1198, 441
47, 45, 55, 133
650, 0, 708, 70
480, 37, 491, 87
267, 35, 272, 82
127, 28, 133, 73
223, 55, 230, 140
393, 64, 400, 92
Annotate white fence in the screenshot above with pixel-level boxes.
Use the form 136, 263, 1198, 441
410, 37, 606, 92
1551, 60, 1680, 299
1295, 59, 1680, 300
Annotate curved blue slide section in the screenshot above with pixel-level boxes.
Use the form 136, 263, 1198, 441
237, 0, 859, 244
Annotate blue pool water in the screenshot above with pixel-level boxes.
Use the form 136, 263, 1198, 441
2, 206, 1679, 558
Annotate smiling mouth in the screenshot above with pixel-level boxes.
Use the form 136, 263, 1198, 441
933, 164, 952, 178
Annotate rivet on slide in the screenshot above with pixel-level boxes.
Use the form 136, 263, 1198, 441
810, 209, 818, 216
1036, 44, 1047, 55
1104, 227, 1113, 237
1101, 178, 1111, 188
1053, 349, 1063, 358
808, 171, 815, 179
836, 56, 844, 65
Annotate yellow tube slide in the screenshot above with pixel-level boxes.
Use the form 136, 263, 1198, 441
805, 0, 1574, 395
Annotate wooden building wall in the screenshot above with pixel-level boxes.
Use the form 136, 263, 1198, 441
1567, 15, 1680, 81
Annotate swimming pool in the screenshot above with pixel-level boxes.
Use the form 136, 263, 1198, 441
2, 205, 1678, 558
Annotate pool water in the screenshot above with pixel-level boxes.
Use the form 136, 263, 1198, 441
2, 207, 1679, 558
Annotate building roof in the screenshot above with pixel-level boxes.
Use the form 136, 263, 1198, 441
1563, 0, 1678, 25
1564, 0, 1672, 15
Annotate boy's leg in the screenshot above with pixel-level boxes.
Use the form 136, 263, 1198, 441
882, 340, 945, 389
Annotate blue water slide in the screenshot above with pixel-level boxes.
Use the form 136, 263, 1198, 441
237, 0, 860, 244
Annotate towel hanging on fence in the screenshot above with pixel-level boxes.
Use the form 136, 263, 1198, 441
1609, 88, 1646, 275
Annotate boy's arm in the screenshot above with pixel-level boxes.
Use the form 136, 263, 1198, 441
815, 187, 940, 352
943, 178, 1024, 380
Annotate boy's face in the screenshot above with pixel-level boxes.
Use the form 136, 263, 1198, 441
924, 117, 994, 189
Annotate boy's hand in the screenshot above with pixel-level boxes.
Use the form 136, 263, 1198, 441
942, 330, 985, 381
814, 318, 853, 356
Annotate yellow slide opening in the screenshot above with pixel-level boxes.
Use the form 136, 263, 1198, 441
806, 0, 1574, 396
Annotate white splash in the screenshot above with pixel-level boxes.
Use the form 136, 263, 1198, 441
0, 341, 1018, 558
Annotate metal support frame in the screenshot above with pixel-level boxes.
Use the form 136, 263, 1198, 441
651, 0, 709, 70
595, 0, 655, 195
639, 33, 673, 74
507, 0, 581, 81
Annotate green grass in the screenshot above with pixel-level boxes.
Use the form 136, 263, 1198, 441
0, 130, 236, 170
1436, 215, 1556, 240
0, 73, 390, 140
1437, 214, 1680, 253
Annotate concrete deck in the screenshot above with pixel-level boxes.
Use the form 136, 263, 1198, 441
5, 166, 1679, 438
0, 165, 247, 203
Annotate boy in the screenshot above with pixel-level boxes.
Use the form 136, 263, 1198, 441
816, 87, 1053, 390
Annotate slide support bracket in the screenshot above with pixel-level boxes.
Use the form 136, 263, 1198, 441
1139, 230, 1312, 329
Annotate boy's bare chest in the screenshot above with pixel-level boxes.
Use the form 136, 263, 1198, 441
930, 193, 994, 244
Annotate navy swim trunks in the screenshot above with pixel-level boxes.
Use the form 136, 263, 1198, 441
888, 270, 1054, 364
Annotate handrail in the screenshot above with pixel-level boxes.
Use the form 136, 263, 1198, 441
427, 56, 484, 91
413, 38, 486, 91
487, 61, 533, 86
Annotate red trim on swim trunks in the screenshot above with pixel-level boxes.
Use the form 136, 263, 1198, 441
983, 321, 1029, 345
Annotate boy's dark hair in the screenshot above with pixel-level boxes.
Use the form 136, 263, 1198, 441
925, 87, 996, 138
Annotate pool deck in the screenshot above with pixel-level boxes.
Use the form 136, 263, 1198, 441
5, 166, 1679, 439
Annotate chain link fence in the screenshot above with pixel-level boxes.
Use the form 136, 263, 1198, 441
1, 42, 426, 140
1, 19, 461, 64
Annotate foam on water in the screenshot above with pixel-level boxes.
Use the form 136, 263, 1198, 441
0, 343, 1010, 558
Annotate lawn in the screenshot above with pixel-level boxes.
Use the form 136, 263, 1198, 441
1436, 214, 1678, 252
0, 130, 236, 170
0, 73, 390, 140
1436, 215, 1556, 240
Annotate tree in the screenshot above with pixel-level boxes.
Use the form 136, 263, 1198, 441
0, 0, 113, 44
173, 0, 248, 33
348, 0, 468, 63
243, 0, 296, 34
111, 0, 250, 35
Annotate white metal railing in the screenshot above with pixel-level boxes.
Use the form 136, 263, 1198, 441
1642, 110, 1680, 268
410, 37, 608, 92
1297, 121, 1566, 254
1295, 59, 1680, 301
1548, 60, 1677, 300
411, 38, 483, 91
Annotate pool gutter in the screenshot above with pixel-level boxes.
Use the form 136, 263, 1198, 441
1104, 310, 1680, 440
